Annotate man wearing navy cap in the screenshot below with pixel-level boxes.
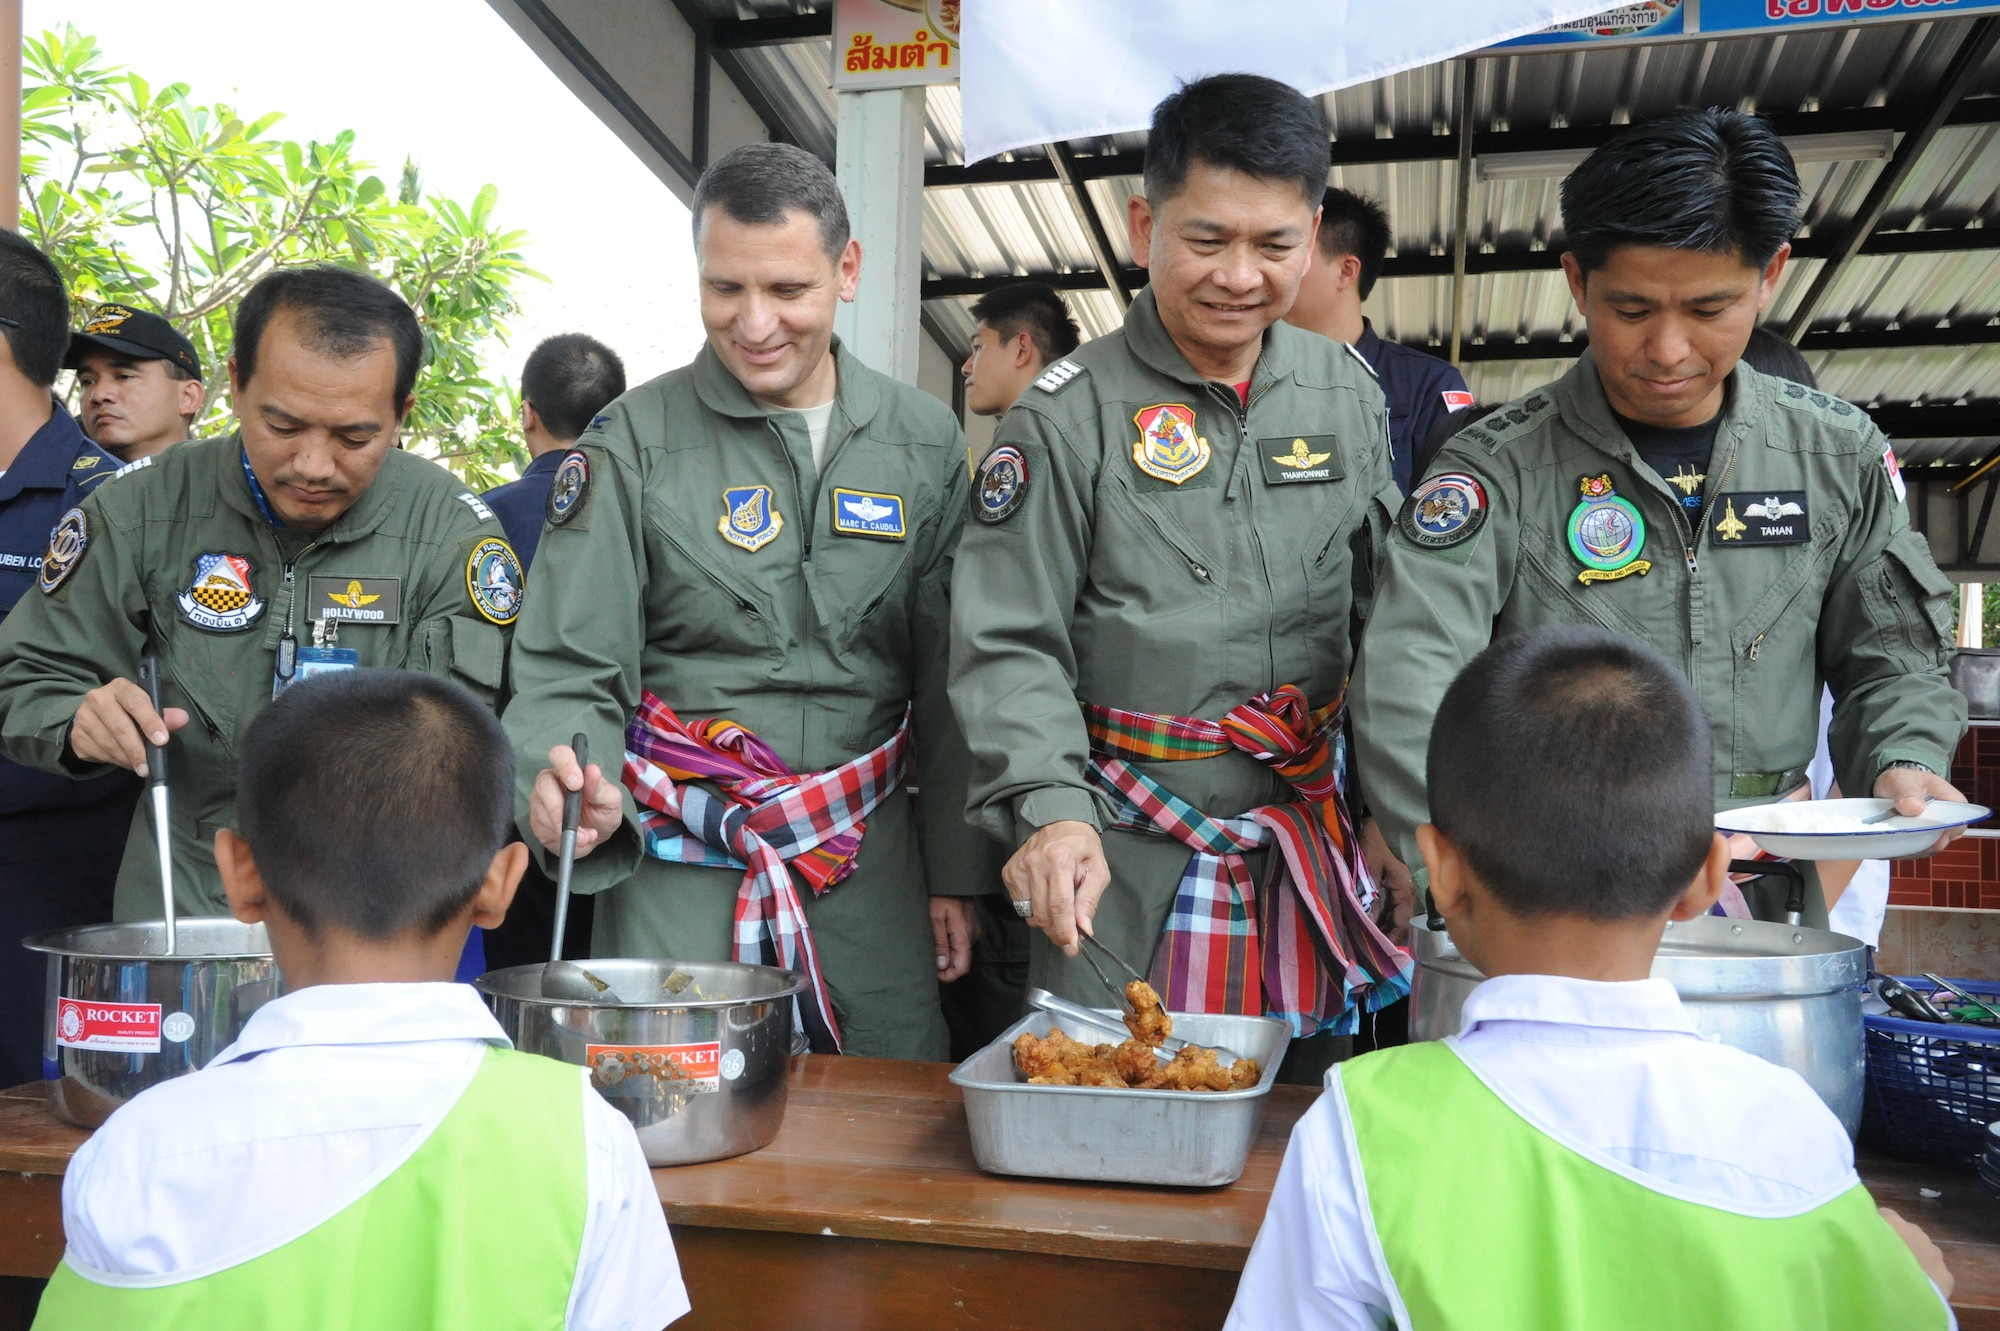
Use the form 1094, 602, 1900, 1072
67, 302, 205, 463
0, 233, 134, 1087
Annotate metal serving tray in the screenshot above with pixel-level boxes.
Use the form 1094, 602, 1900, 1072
949, 1009, 1292, 1188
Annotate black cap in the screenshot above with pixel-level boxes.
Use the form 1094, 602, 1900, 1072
65, 303, 203, 381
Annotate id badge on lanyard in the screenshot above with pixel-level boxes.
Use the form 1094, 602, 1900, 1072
274, 618, 359, 698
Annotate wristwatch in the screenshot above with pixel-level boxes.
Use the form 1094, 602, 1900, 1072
1881, 760, 1936, 777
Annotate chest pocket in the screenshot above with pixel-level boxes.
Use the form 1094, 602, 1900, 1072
1512, 522, 1655, 642
1727, 512, 1842, 780
809, 508, 922, 652
644, 508, 781, 660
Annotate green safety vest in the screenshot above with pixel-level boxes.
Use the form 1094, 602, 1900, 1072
35, 1046, 587, 1331
1340, 1042, 1948, 1331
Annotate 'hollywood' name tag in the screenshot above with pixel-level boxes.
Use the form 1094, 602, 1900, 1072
307, 576, 404, 624
1710, 492, 1811, 547
1259, 436, 1345, 485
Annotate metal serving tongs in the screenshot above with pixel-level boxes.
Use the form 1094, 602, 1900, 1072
137, 657, 175, 955
1076, 928, 1146, 1013
542, 732, 613, 1002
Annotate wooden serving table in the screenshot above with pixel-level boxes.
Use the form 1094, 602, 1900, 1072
3, 1062, 2000, 1329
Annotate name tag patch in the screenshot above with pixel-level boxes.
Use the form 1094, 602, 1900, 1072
831, 488, 907, 540
1260, 435, 1345, 485
1711, 492, 1811, 546
308, 576, 404, 624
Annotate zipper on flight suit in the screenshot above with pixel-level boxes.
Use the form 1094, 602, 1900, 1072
1673, 451, 1737, 577
275, 542, 323, 685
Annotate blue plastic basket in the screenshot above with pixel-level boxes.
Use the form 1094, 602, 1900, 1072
1861, 975, 2000, 1170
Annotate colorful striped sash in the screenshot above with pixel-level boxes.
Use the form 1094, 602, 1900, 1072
1083, 686, 1412, 1037
623, 690, 908, 1053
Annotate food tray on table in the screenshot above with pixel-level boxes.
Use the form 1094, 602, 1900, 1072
1862, 974, 2000, 1171
948, 1009, 1291, 1188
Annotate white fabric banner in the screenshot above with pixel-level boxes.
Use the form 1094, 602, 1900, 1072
961, 0, 1619, 164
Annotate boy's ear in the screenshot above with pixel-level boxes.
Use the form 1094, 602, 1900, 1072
470, 842, 530, 931
1415, 823, 1468, 919
1668, 832, 1731, 922
215, 828, 269, 925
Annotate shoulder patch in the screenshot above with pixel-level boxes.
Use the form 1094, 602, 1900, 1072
456, 491, 497, 523
37, 508, 89, 594
1344, 341, 1379, 379
973, 445, 1029, 524
111, 456, 152, 480
70, 453, 102, 472
1033, 359, 1085, 394
547, 450, 590, 526
1399, 472, 1488, 551
465, 538, 524, 625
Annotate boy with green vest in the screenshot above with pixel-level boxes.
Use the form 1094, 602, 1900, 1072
34, 670, 690, 1331
1228, 625, 1954, 1331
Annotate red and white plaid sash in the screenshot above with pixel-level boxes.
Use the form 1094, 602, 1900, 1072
622, 690, 908, 1053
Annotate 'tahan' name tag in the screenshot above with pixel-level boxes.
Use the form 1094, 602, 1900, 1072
1259, 436, 1345, 485
307, 576, 404, 624
831, 488, 907, 540
1709, 492, 1811, 547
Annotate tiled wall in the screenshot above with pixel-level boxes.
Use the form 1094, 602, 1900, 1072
1889, 723, 2000, 908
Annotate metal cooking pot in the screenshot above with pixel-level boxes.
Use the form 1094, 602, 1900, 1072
25, 919, 279, 1128
476, 959, 806, 1167
1410, 915, 1868, 1135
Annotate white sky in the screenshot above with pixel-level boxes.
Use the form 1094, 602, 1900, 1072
26, 0, 708, 399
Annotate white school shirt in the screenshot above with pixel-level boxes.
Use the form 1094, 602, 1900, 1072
59, 982, 691, 1331
1225, 974, 1955, 1331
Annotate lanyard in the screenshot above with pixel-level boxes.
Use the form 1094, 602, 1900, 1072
239, 446, 282, 528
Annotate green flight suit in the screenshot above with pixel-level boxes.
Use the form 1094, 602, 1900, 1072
947, 288, 1399, 1012
0, 434, 519, 919
500, 340, 996, 1061
1351, 353, 1966, 924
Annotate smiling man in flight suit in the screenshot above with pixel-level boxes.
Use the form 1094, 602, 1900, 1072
1351, 109, 1968, 927
506, 143, 990, 1060
0, 265, 521, 921
947, 74, 1410, 1078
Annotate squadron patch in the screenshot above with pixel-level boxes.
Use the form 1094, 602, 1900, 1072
831, 488, 907, 540
1567, 475, 1651, 584
1132, 403, 1210, 485
719, 485, 784, 552
177, 552, 266, 631
547, 450, 590, 526
974, 445, 1029, 525
465, 538, 524, 625
1260, 435, 1344, 486
1399, 473, 1488, 550
37, 508, 88, 594
1710, 492, 1810, 547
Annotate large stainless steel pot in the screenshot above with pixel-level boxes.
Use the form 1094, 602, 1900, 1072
1410, 915, 1868, 1135
477, 959, 806, 1167
25, 919, 279, 1128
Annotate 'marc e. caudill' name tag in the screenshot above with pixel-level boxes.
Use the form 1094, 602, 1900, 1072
1259, 436, 1345, 485
307, 576, 404, 624
1709, 492, 1811, 547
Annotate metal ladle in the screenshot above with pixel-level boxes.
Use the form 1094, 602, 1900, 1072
542, 732, 611, 1002
138, 657, 175, 955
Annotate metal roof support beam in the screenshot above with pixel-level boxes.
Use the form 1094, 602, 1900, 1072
710, 10, 833, 50
1049, 144, 1129, 313
506, 0, 700, 187
1448, 59, 1477, 367
1783, 16, 2000, 342
666, 0, 806, 154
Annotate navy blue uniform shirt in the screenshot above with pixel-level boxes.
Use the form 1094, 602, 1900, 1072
1354, 319, 1472, 495
0, 402, 125, 814
481, 448, 564, 569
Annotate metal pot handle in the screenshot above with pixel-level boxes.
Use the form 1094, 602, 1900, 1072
1730, 858, 1807, 926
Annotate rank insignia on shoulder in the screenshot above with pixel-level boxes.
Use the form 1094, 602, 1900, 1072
587, 412, 612, 432
719, 485, 784, 552
112, 456, 152, 481
1400, 473, 1487, 549
71, 453, 100, 470
1132, 403, 1210, 485
1567, 475, 1651, 584
973, 445, 1028, 524
456, 491, 496, 523
547, 450, 590, 526
1260, 435, 1344, 485
832, 487, 907, 540
1710, 492, 1810, 547
37, 508, 89, 595
177, 552, 266, 631
1033, 359, 1084, 394
465, 538, 524, 625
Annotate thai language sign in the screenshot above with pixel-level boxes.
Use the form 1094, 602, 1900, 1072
833, 0, 960, 89
1497, 0, 2000, 48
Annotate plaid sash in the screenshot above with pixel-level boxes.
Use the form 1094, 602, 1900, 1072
1083, 686, 1412, 1037
623, 690, 908, 1054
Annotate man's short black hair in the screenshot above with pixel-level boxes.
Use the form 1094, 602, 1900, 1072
236, 670, 514, 940
521, 333, 626, 442
1740, 325, 1818, 389
1316, 188, 1393, 300
233, 265, 424, 409
691, 142, 851, 260
969, 282, 1080, 366
1427, 625, 1714, 921
1144, 73, 1329, 207
0, 230, 70, 389
1560, 108, 1802, 276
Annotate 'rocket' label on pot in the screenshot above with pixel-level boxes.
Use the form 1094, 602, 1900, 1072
56, 998, 161, 1053
585, 1042, 721, 1093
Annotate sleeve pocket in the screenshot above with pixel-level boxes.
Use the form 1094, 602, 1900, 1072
444, 614, 506, 694
1882, 527, 1956, 658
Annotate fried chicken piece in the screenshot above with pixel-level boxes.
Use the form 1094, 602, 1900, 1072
1112, 1037, 1161, 1086
1077, 1063, 1128, 1087
1156, 1044, 1238, 1092
1227, 1057, 1262, 1090
1123, 979, 1173, 1046
1013, 1030, 1077, 1082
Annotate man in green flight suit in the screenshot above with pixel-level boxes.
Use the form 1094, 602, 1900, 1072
947, 74, 1411, 1076
1351, 109, 1968, 926
506, 143, 993, 1060
0, 266, 523, 920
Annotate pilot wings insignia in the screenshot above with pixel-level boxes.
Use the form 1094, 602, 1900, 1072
328, 579, 379, 608
844, 495, 893, 522
1271, 438, 1332, 471
1743, 496, 1804, 520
